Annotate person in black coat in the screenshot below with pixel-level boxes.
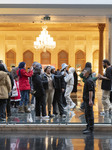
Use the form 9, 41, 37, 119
32, 66, 48, 119
51, 66, 66, 117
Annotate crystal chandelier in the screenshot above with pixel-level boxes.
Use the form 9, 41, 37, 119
34, 26, 56, 52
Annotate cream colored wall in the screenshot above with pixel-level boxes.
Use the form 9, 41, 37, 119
0, 29, 102, 70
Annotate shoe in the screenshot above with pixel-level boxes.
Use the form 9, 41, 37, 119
70, 103, 76, 109
42, 116, 49, 120
83, 126, 88, 132
100, 111, 105, 116
61, 114, 66, 118
49, 114, 55, 118
83, 129, 93, 134
27, 114, 33, 122
24, 105, 31, 113
18, 106, 24, 113
64, 105, 70, 110
48, 111, 55, 118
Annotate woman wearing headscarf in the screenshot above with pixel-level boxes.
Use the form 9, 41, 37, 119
17, 62, 33, 113
41, 66, 55, 118
32, 66, 49, 119
0, 64, 11, 121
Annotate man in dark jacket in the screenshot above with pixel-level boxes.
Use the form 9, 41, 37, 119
83, 67, 95, 134
51, 66, 66, 118
32, 66, 49, 119
98, 59, 112, 116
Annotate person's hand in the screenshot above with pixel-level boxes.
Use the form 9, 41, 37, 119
89, 100, 93, 107
64, 72, 66, 76
98, 74, 102, 80
30, 66, 33, 71
62, 89, 65, 92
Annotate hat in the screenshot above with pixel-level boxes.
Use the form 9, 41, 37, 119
51, 66, 55, 70
44, 65, 51, 72
61, 63, 68, 71
69, 67, 75, 74
19, 62, 26, 68
32, 62, 42, 69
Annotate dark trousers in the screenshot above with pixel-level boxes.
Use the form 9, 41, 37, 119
85, 101, 94, 130
80, 102, 85, 109
53, 90, 65, 115
62, 90, 67, 107
0, 99, 7, 118
110, 91, 112, 103
35, 96, 46, 116
7, 98, 11, 116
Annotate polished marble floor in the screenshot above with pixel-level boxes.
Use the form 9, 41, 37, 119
1, 81, 112, 124
0, 131, 112, 150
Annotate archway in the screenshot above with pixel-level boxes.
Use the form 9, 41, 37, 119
23, 50, 34, 69
41, 51, 51, 65
75, 50, 86, 71
6, 50, 16, 71
58, 50, 68, 70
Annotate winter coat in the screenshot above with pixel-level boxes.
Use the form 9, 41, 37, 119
41, 73, 55, 90
32, 73, 45, 97
0, 71, 11, 99
17, 69, 33, 91
72, 72, 78, 93
54, 71, 65, 91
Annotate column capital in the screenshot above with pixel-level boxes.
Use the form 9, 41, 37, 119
98, 23, 105, 32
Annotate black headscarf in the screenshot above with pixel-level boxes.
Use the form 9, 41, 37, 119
0, 64, 7, 72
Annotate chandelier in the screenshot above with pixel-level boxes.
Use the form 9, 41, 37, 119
34, 26, 56, 52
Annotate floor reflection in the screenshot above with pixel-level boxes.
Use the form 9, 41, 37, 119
0, 132, 112, 150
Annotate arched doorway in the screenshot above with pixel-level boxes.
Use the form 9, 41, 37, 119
6, 50, 16, 71
41, 51, 51, 65
75, 50, 86, 71
23, 50, 34, 70
93, 50, 99, 74
58, 50, 68, 69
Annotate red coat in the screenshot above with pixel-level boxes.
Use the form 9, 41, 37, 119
17, 69, 33, 91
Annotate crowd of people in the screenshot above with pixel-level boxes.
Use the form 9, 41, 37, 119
0, 59, 112, 134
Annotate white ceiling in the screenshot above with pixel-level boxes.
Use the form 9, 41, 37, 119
0, 5, 111, 23
0, 15, 106, 23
